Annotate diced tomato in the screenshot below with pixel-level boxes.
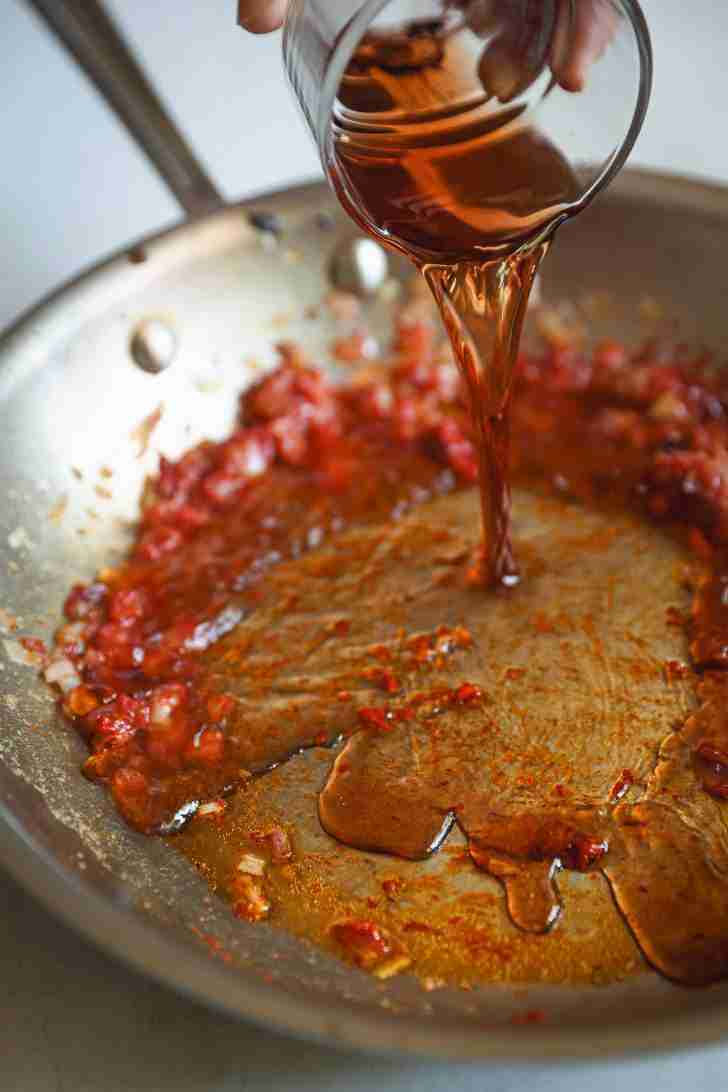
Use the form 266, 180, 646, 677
108, 587, 150, 627
330, 919, 393, 969
184, 728, 225, 768
136, 525, 184, 561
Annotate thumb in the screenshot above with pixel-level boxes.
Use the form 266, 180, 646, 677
238, 0, 287, 33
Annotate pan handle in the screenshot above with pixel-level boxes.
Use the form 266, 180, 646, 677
25, 0, 224, 219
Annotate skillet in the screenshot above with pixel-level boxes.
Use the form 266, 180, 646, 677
3, 0, 728, 1060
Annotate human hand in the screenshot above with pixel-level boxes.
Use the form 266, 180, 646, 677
237, 0, 287, 34
452, 0, 619, 101
236, 0, 618, 104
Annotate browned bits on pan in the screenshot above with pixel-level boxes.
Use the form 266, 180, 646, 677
231, 872, 270, 922
251, 826, 293, 864
330, 919, 411, 978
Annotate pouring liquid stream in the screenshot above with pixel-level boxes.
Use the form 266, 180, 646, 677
330, 16, 580, 585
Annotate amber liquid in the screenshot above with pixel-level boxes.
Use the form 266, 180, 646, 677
171, 22, 728, 989
331, 18, 579, 584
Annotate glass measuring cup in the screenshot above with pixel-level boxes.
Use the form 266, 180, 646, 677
283, 0, 653, 261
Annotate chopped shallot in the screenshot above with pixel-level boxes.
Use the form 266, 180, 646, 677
372, 954, 412, 980
237, 853, 266, 877
197, 800, 226, 819
43, 655, 81, 692
150, 683, 186, 726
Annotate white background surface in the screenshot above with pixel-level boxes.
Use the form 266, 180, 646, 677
2, 1, 728, 1088
2, 0, 727, 331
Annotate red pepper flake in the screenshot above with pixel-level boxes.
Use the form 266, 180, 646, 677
532, 612, 556, 634
21, 636, 47, 657
363, 667, 401, 694
330, 919, 392, 970
337, 690, 352, 703
381, 876, 405, 900
451, 682, 483, 705
379, 670, 400, 694
403, 920, 438, 934
436, 623, 473, 648
663, 659, 690, 684
408, 634, 433, 664
357, 707, 392, 733
331, 618, 351, 637
515, 773, 536, 788
503, 667, 526, 682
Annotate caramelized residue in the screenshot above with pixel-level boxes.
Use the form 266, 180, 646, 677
45, 287, 728, 989
331, 16, 580, 584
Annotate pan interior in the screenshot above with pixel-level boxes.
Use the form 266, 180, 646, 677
175, 483, 693, 988
2, 174, 728, 1058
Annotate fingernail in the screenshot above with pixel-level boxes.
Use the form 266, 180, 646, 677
549, 8, 583, 92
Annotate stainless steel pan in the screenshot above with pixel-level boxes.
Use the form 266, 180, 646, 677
3, 0, 728, 1061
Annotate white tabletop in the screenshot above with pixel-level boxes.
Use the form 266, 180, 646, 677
3, 1, 728, 1086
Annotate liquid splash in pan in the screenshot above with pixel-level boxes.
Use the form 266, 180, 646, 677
43, 294, 728, 989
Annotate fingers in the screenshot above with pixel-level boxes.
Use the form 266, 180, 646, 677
476, 1, 554, 103
464, 0, 619, 100
237, 0, 287, 34
550, 0, 619, 92
455, 0, 502, 35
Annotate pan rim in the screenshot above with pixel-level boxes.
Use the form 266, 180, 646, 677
3, 168, 728, 1062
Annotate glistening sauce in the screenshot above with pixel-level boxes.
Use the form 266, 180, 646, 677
42, 18, 728, 993
331, 16, 579, 584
